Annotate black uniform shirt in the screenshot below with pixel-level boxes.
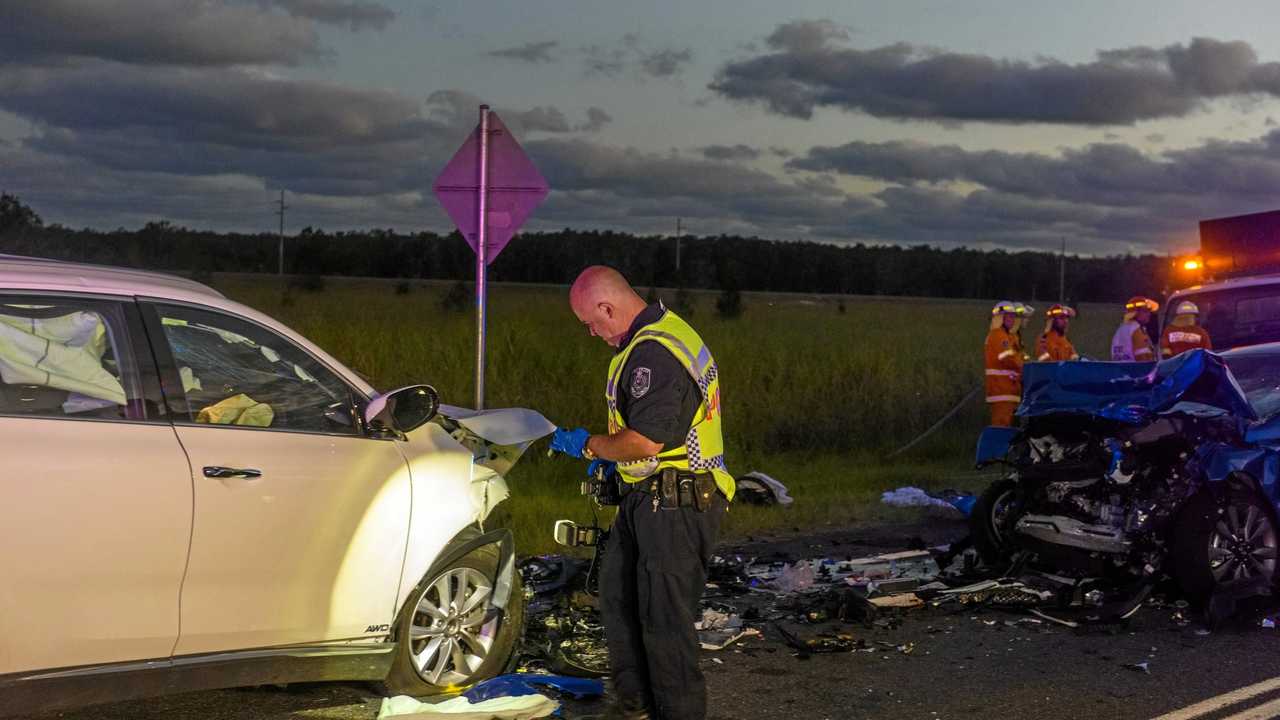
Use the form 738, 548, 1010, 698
615, 303, 701, 452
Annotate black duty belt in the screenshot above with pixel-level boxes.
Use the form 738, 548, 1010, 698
620, 467, 719, 512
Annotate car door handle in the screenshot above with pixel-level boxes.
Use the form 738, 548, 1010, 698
202, 466, 262, 479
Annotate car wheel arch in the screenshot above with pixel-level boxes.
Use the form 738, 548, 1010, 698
390, 524, 518, 638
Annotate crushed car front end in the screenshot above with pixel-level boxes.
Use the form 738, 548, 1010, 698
973, 349, 1280, 603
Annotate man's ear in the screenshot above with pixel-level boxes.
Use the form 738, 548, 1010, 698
599, 301, 614, 319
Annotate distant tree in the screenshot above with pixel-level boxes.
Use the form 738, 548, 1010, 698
0, 193, 43, 236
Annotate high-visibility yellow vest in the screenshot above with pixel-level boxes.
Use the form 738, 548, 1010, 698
606, 308, 735, 500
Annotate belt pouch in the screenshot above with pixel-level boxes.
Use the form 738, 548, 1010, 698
659, 468, 680, 509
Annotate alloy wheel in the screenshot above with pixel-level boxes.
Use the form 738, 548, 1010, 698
1209, 502, 1280, 584
409, 566, 500, 686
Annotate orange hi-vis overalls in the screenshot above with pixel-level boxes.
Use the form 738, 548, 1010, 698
985, 326, 1023, 427
1035, 330, 1079, 362
1161, 324, 1212, 357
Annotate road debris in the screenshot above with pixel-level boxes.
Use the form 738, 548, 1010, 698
881, 486, 976, 517
733, 471, 794, 506
378, 693, 558, 719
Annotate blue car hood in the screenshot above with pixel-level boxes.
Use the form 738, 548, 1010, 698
1019, 350, 1256, 424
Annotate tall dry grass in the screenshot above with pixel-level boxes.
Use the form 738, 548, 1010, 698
217, 277, 1124, 553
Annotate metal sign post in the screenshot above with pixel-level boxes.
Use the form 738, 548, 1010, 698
475, 106, 490, 409
433, 105, 549, 410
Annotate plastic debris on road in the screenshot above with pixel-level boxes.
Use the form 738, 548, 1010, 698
464, 674, 604, 703
880, 487, 977, 517
377, 694, 558, 720
734, 471, 794, 506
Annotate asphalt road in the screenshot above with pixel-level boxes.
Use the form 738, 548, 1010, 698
14, 520, 1280, 720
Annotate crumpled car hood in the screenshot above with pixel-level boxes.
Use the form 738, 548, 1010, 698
1019, 349, 1256, 424
428, 404, 555, 519
437, 404, 556, 475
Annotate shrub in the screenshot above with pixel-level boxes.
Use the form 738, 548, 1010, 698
716, 288, 743, 319
441, 280, 471, 313
673, 286, 695, 317
290, 274, 326, 292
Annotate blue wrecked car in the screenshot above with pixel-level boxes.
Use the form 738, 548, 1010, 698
973, 346, 1280, 605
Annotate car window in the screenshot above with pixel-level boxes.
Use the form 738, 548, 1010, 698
0, 296, 149, 421
1171, 286, 1280, 350
150, 303, 360, 435
1224, 347, 1280, 420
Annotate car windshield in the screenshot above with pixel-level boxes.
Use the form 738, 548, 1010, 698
1222, 344, 1280, 420
1170, 283, 1280, 351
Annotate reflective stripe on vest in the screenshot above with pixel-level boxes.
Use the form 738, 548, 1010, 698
606, 308, 735, 500
985, 369, 1019, 378
986, 394, 1021, 403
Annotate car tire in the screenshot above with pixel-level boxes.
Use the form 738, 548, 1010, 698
379, 529, 525, 696
971, 476, 1023, 566
1171, 488, 1280, 604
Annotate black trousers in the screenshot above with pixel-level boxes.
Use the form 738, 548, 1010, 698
599, 489, 727, 720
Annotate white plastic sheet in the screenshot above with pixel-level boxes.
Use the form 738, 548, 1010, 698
378, 693, 558, 720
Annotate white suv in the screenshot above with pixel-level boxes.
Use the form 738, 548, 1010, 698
0, 256, 549, 714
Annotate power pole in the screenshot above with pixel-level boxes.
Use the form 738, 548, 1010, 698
675, 217, 682, 273
1059, 237, 1066, 303
275, 190, 288, 276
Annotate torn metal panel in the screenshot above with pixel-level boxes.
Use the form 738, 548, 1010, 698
435, 405, 555, 520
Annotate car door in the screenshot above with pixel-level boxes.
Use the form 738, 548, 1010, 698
141, 301, 412, 655
0, 294, 191, 675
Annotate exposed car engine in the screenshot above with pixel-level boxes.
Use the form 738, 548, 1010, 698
991, 415, 1239, 582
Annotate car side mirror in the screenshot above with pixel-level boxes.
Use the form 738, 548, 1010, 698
364, 385, 440, 436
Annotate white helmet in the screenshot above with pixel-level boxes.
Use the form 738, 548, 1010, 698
1175, 300, 1200, 316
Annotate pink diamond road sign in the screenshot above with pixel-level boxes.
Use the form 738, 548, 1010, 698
432, 105, 549, 410
432, 109, 549, 264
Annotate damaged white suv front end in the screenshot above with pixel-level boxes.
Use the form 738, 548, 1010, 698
0, 256, 551, 714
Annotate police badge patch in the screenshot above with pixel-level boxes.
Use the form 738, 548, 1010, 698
630, 367, 651, 398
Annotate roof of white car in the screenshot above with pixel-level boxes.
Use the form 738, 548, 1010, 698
0, 254, 224, 300
1169, 272, 1280, 302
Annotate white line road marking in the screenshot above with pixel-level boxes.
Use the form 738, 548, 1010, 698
1151, 677, 1280, 720
1222, 696, 1280, 720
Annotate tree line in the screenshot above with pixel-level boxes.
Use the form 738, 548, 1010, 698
0, 193, 1176, 302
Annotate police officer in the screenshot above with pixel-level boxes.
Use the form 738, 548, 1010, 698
550, 266, 734, 720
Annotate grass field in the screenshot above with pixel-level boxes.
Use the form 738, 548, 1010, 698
213, 276, 1125, 554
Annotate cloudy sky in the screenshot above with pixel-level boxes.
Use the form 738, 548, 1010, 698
6, 1, 1280, 254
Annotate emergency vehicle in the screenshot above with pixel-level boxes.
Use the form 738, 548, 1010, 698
1166, 209, 1280, 351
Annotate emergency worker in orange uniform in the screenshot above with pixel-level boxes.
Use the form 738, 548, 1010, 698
985, 301, 1031, 427
1111, 297, 1159, 362
1161, 301, 1212, 357
1036, 304, 1080, 362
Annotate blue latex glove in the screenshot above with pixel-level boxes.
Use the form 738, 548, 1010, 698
549, 427, 591, 458
586, 458, 616, 478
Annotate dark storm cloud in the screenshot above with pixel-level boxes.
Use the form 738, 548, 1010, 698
785, 131, 1280, 250
789, 136, 1280, 210
423, 90, 607, 136
639, 48, 694, 78
488, 41, 560, 64
576, 107, 613, 132
711, 25, 1280, 125
0, 0, 331, 67
581, 37, 694, 79
266, 0, 396, 31
524, 138, 867, 233
700, 144, 762, 162
0, 63, 429, 151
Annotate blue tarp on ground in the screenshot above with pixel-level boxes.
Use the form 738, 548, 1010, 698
464, 674, 604, 703
1018, 350, 1256, 424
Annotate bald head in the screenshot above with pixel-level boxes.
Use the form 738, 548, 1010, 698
570, 266, 648, 347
